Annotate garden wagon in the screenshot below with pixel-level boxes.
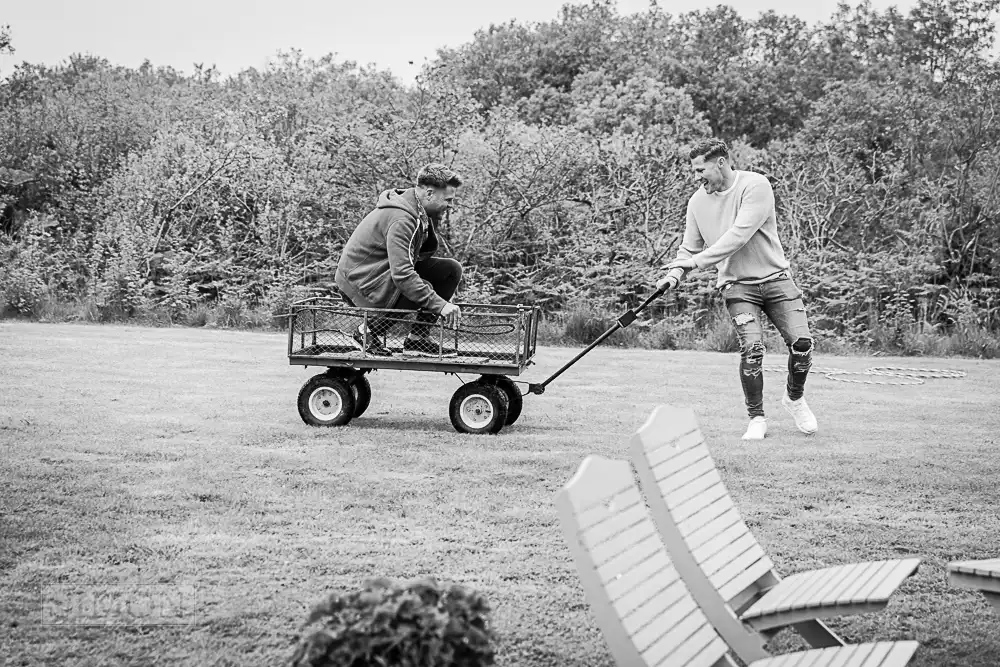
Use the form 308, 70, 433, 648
287, 296, 542, 434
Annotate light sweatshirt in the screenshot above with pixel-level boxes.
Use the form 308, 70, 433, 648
667, 170, 790, 288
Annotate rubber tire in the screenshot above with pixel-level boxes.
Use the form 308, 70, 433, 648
449, 382, 508, 435
487, 376, 523, 426
298, 374, 356, 427
349, 373, 372, 418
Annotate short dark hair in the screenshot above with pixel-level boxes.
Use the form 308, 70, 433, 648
416, 163, 463, 189
689, 139, 730, 162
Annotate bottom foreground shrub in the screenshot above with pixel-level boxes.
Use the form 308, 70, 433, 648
289, 576, 498, 667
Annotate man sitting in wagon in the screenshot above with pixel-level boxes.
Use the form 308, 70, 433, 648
335, 163, 464, 357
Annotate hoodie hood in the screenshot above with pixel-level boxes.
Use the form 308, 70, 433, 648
375, 188, 420, 218
335, 185, 447, 313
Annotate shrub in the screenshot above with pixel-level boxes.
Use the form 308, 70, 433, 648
1, 262, 46, 316
562, 307, 615, 345
289, 576, 498, 667
556, 303, 646, 348
697, 305, 740, 353
642, 319, 680, 350
215, 294, 247, 329
0, 226, 48, 317
184, 303, 213, 328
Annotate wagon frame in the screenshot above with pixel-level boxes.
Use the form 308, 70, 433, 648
286, 296, 542, 434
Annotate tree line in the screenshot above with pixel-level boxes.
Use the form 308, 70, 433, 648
1, 0, 998, 355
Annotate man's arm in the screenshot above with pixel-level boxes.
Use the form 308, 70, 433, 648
385, 217, 449, 313
689, 179, 774, 269
659, 205, 704, 288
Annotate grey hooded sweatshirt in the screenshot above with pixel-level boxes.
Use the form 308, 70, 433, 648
334, 188, 448, 313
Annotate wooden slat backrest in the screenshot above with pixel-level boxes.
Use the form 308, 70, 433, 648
555, 455, 732, 667
632, 405, 774, 603
630, 406, 772, 663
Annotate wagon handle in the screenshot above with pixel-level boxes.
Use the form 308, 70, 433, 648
527, 285, 670, 395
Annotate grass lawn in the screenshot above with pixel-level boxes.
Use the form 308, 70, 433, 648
1, 321, 999, 666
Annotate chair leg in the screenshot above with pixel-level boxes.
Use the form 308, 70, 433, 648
791, 619, 846, 648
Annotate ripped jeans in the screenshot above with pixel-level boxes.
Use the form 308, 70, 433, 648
722, 275, 813, 419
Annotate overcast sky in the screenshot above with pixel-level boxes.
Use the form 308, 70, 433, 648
4, 0, 920, 83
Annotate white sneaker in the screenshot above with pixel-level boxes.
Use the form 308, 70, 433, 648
782, 392, 818, 434
742, 417, 768, 440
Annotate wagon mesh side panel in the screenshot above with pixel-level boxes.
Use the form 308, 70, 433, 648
288, 298, 539, 367
449, 304, 522, 364
291, 303, 367, 356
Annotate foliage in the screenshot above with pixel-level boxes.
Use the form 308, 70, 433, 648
289, 577, 497, 667
0, 236, 45, 316
0, 23, 12, 57
1, 1, 999, 355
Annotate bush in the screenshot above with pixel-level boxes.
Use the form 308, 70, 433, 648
562, 307, 615, 345
697, 305, 740, 353
289, 577, 498, 667
641, 319, 680, 350
1, 262, 46, 316
553, 303, 646, 348
0, 227, 48, 317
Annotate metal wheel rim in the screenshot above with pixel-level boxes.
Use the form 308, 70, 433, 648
309, 386, 343, 422
459, 393, 494, 428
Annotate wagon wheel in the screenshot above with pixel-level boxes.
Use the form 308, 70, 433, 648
298, 374, 356, 427
449, 381, 509, 435
483, 376, 523, 426
348, 372, 372, 418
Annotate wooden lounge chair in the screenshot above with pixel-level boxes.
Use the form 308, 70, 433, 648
554, 453, 919, 666
947, 558, 1000, 613
629, 404, 922, 663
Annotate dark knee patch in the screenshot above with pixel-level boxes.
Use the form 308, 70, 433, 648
791, 337, 813, 354
790, 337, 813, 374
